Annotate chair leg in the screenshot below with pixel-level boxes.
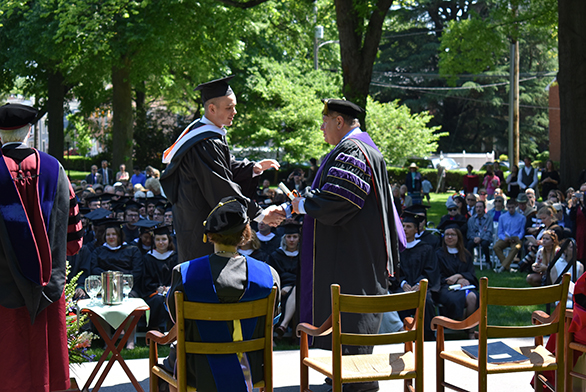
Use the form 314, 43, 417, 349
436, 327, 445, 392
300, 333, 309, 392
149, 341, 159, 392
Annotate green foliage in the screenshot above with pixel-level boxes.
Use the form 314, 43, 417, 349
65, 263, 97, 364
230, 58, 342, 163
66, 113, 94, 157
366, 97, 447, 166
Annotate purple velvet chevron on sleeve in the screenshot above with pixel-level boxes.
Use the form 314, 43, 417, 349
327, 167, 370, 195
322, 183, 366, 208
335, 153, 372, 176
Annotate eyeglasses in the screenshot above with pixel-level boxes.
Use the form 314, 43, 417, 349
466, 198, 476, 201
479, 192, 487, 196
444, 233, 457, 237
448, 208, 458, 212
495, 200, 503, 203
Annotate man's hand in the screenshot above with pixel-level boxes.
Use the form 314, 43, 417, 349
74, 288, 87, 300
291, 196, 304, 214
403, 283, 413, 292
254, 159, 280, 175
474, 237, 481, 244
263, 205, 286, 227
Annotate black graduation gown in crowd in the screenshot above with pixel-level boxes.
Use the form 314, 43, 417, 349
138, 250, 179, 330
89, 244, 144, 288
67, 240, 99, 289
435, 248, 479, 320
397, 241, 440, 340
257, 233, 280, 257
160, 119, 262, 263
164, 254, 280, 391
417, 229, 441, 250
123, 224, 139, 243
268, 248, 299, 287
300, 131, 400, 354
438, 214, 468, 237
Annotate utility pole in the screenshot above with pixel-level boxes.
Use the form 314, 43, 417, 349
508, 3, 520, 166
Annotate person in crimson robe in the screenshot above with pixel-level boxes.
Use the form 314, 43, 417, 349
0, 103, 83, 392
159, 76, 285, 263
292, 99, 403, 392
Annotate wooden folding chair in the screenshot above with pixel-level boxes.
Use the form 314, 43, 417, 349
147, 287, 276, 392
297, 280, 427, 392
432, 274, 570, 392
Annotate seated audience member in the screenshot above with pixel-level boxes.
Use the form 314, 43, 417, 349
526, 187, 538, 209
405, 204, 441, 250
517, 192, 537, 230
466, 200, 493, 267
462, 165, 479, 194
526, 230, 559, 287
285, 168, 308, 193
130, 166, 146, 187
137, 226, 178, 331
392, 185, 402, 215
486, 188, 503, 211
89, 221, 143, 348
145, 177, 163, 196
152, 203, 166, 223
438, 199, 468, 237
396, 212, 440, 341
549, 239, 584, 288
237, 231, 266, 262
268, 224, 301, 338
162, 196, 280, 392
256, 221, 280, 256
494, 198, 526, 273
435, 223, 479, 337
453, 194, 470, 219
518, 205, 564, 272
122, 200, 142, 243
465, 192, 477, 216
488, 195, 505, 222
570, 184, 586, 263
400, 184, 413, 210
116, 164, 130, 183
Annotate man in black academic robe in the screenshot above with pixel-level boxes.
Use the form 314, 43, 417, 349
293, 99, 402, 392
396, 213, 440, 341
160, 76, 285, 262
405, 204, 441, 250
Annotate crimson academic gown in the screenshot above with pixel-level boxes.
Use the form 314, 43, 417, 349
0, 144, 83, 392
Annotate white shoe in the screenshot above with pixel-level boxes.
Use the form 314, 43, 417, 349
494, 266, 505, 273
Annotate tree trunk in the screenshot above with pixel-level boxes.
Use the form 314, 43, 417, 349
334, 0, 393, 128
47, 70, 65, 162
112, 61, 133, 172
558, 1, 586, 189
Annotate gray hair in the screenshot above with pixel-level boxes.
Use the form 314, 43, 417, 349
0, 125, 30, 143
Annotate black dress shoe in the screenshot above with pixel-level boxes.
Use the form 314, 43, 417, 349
325, 377, 333, 385
343, 381, 379, 392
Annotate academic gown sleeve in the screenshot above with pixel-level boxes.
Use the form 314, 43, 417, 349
303, 140, 372, 226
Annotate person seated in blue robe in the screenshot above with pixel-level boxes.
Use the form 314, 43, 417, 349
159, 196, 280, 392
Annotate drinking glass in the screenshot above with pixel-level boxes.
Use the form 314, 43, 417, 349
122, 274, 134, 299
85, 275, 102, 305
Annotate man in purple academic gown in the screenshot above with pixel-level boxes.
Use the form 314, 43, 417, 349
292, 99, 403, 392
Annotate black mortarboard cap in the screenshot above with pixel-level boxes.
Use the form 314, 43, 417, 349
85, 194, 102, 204
84, 208, 112, 221
203, 196, 249, 236
134, 219, 159, 234
100, 194, 115, 202
281, 222, 301, 235
437, 220, 462, 232
0, 103, 38, 130
80, 207, 91, 215
321, 99, 365, 118
153, 225, 172, 236
401, 211, 423, 225
124, 199, 143, 211
404, 204, 430, 216
94, 218, 124, 229
194, 76, 235, 103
